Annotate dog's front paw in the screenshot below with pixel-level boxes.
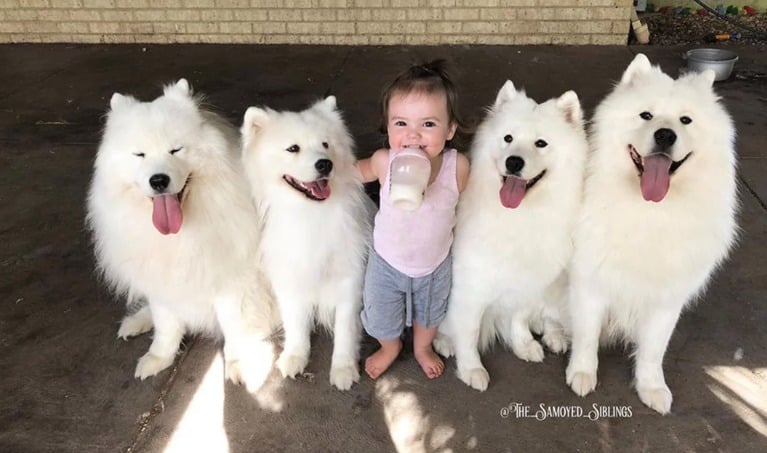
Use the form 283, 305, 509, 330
118, 313, 153, 339
330, 364, 359, 391
637, 385, 673, 415
457, 367, 490, 391
513, 339, 545, 362
135, 352, 174, 379
276, 352, 308, 379
567, 370, 597, 397
432, 334, 454, 357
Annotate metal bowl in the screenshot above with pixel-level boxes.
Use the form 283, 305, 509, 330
685, 48, 738, 81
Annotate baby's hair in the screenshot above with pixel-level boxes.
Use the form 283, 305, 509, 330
379, 59, 468, 149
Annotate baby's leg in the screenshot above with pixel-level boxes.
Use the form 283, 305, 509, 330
413, 323, 444, 379
412, 255, 451, 379
365, 338, 403, 380
361, 249, 405, 380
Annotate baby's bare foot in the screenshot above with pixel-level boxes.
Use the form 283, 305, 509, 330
365, 341, 402, 379
415, 348, 444, 379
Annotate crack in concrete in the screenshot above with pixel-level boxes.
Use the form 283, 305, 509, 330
123, 337, 197, 453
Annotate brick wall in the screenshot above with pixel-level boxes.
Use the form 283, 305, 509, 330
0, 0, 633, 45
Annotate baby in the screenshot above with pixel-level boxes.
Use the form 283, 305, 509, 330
356, 60, 470, 379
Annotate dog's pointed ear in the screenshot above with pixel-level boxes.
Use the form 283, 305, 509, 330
696, 69, 716, 87
620, 53, 652, 85
175, 78, 191, 93
556, 90, 583, 126
110, 93, 135, 110
164, 78, 193, 98
315, 95, 338, 112
494, 80, 518, 109
241, 106, 270, 140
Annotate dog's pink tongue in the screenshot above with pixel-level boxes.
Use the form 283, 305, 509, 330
640, 154, 672, 202
499, 176, 527, 209
308, 180, 331, 200
152, 194, 183, 235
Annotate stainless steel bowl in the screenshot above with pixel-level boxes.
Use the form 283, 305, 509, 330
685, 48, 738, 81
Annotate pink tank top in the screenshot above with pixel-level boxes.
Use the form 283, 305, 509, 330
374, 148, 459, 278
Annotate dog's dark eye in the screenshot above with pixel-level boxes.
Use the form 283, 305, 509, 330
535, 139, 548, 148
680, 116, 692, 125
286, 144, 300, 153
322, 142, 329, 149
640, 111, 653, 120
133, 152, 145, 158
504, 134, 513, 143
170, 147, 182, 155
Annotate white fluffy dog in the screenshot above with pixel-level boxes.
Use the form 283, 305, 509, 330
87, 79, 276, 391
434, 81, 588, 391
566, 54, 739, 414
241, 97, 372, 391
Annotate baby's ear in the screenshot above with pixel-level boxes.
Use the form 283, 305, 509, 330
447, 120, 458, 141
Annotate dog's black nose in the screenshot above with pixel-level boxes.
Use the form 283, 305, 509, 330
315, 159, 333, 176
505, 156, 525, 174
654, 128, 677, 148
149, 173, 170, 191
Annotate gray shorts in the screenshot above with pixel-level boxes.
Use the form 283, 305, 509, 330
361, 248, 451, 340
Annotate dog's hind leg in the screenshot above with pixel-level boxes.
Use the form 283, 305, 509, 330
505, 308, 544, 363
541, 316, 569, 355
539, 272, 570, 354
134, 304, 184, 380
118, 305, 153, 339
432, 327, 454, 358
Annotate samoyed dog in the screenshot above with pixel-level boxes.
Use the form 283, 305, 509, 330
566, 54, 738, 414
433, 81, 587, 391
87, 79, 277, 391
241, 97, 372, 391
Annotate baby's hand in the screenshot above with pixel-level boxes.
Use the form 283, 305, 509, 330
356, 149, 390, 184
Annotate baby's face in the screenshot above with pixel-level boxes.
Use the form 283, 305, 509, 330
386, 90, 456, 159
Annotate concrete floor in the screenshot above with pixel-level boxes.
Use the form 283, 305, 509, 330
0, 44, 765, 453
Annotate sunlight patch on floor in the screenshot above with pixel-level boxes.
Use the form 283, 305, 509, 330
375, 376, 463, 452
704, 365, 767, 437
164, 352, 229, 453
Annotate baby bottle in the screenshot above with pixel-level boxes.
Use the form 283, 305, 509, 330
389, 148, 430, 211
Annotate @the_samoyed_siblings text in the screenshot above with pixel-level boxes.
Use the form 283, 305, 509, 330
499, 402, 633, 421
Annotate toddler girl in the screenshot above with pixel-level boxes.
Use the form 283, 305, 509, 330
356, 60, 470, 379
